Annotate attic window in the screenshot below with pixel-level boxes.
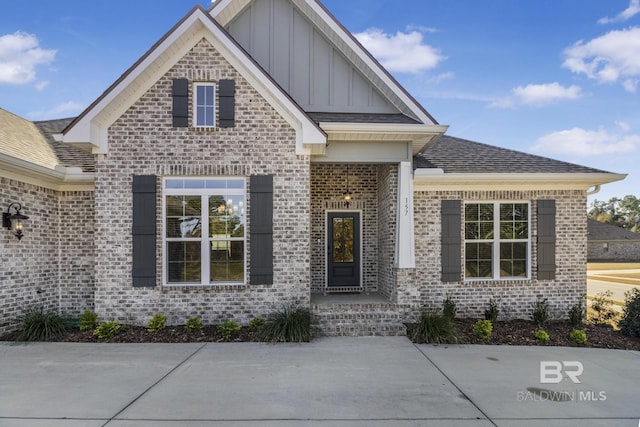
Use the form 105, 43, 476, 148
194, 82, 216, 128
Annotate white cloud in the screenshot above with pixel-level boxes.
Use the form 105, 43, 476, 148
354, 28, 445, 74
0, 31, 56, 85
27, 101, 84, 119
35, 80, 50, 91
532, 127, 640, 156
598, 0, 640, 24
490, 82, 582, 108
563, 27, 640, 92
428, 72, 454, 84
616, 120, 631, 132
405, 24, 439, 34
622, 78, 638, 93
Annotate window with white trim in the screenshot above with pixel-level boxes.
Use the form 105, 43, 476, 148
193, 82, 216, 128
464, 202, 530, 280
164, 178, 245, 285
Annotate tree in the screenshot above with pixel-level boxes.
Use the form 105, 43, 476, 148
588, 195, 640, 232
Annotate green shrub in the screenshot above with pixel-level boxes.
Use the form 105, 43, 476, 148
533, 329, 550, 342
147, 314, 167, 333
410, 312, 458, 344
259, 305, 316, 343
15, 306, 68, 341
589, 291, 618, 326
484, 298, 500, 322
619, 288, 640, 338
569, 329, 587, 345
442, 296, 457, 320
79, 310, 98, 332
218, 320, 241, 342
568, 298, 585, 328
94, 321, 121, 340
531, 297, 549, 327
472, 319, 493, 340
248, 317, 265, 332
186, 317, 203, 333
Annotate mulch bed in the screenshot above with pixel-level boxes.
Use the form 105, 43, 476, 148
1, 325, 261, 344
408, 318, 640, 350
3, 319, 639, 349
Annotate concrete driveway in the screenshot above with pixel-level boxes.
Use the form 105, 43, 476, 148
1, 338, 639, 426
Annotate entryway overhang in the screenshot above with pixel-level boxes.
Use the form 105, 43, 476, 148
319, 122, 448, 156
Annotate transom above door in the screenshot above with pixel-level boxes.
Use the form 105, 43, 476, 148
327, 212, 361, 290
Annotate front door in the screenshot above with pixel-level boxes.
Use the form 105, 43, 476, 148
327, 212, 360, 288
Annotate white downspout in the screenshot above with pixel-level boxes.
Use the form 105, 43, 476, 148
587, 185, 601, 196
395, 161, 415, 268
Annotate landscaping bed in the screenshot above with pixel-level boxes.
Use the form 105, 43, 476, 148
2, 319, 638, 350
448, 318, 640, 350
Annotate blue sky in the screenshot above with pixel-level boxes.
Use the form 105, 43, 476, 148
1, 1, 638, 204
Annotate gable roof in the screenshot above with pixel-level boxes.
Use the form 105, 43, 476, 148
211, 0, 437, 126
588, 219, 640, 242
210, 0, 448, 153
414, 135, 626, 189
62, 5, 326, 155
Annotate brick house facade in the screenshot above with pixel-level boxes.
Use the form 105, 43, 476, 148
0, 1, 625, 336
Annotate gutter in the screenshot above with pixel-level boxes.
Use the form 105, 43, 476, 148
0, 153, 95, 192
413, 171, 627, 191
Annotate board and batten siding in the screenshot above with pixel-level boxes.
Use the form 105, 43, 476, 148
226, 0, 398, 114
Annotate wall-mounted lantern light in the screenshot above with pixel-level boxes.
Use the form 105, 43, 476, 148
343, 165, 353, 208
3, 202, 29, 240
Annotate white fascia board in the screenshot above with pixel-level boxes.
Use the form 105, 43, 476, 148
413, 171, 627, 191
209, 0, 251, 25
320, 122, 447, 134
320, 122, 447, 143
62, 14, 205, 153
0, 153, 95, 192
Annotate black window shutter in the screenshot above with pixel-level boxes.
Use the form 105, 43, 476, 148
132, 175, 157, 287
250, 175, 273, 285
172, 78, 189, 127
537, 199, 556, 280
441, 200, 462, 282
218, 79, 235, 128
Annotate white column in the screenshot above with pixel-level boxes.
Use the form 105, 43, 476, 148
395, 161, 415, 268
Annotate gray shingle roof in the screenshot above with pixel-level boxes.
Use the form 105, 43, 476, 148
307, 112, 421, 125
415, 135, 611, 174
588, 219, 640, 241
34, 118, 96, 173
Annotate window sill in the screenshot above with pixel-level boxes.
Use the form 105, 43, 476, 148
162, 282, 246, 290
463, 277, 531, 284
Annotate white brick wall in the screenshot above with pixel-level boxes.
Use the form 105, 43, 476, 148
93, 38, 310, 326
400, 189, 588, 320
0, 177, 94, 335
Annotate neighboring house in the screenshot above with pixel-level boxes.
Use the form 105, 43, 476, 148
587, 219, 640, 262
0, 0, 625, 336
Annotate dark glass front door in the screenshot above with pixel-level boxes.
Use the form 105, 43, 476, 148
327, 212, 360, 287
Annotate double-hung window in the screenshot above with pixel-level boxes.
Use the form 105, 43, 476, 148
464, 202, 530, 280
164, 178, 245, 285
194, 82, 216, 128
